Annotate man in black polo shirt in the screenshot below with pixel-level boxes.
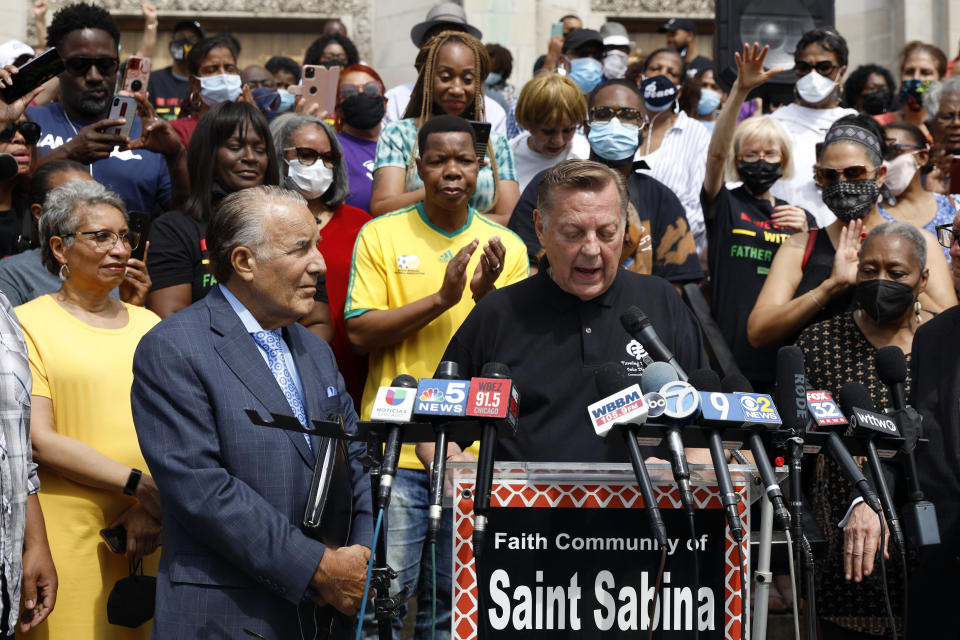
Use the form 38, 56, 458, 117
508, 79, 702, 289
422, 159, 708, 463
147, 19, 205, 120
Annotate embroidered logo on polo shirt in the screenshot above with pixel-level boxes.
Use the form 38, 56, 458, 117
438, 250, 454, 263
625, 340, 649, 361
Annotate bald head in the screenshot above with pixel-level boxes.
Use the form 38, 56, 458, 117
241, 65, 275, 89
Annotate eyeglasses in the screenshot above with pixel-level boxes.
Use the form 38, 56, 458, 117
740, 149, 782, 163
340, 81, 382, 100
935, 223, 960, 248
589, 106, 645, 126
794, 60, 838, 76
814, 165, 877, 185
63, 229, 140, 252
284, 146, 341, 168
0, 121, 41, 144
935, 111, 960, 124
64, 56, 119, 77
883, 142, 925, 160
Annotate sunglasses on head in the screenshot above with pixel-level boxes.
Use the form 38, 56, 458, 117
64, 55, 119, 76
340, 81, 382, 100
284, 146, 341, 167
0, 121, 41, 144
814, 165, 877, 185
794, 60, 838, 76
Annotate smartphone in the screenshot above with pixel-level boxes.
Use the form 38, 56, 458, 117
106, 94, 137, 138
127, 210, 152, 261
100, 525, 127, 554
468, 120, 492, 160
289, 64, 340, 115
0, 48, 65, 104
551, 22, 564, 39
120, 55, 151, 93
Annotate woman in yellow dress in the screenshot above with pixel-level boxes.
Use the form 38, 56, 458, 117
17, 180, 160, 639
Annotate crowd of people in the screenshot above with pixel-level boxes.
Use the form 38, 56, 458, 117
0, 1, 959, 639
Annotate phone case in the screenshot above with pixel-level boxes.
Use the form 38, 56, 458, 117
107, 95, 137, 138
288, 65, 340, 115
0, 48, 64, 103
127, 211, 152, 261
121, 56, 152, 94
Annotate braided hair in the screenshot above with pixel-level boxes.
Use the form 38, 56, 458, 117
403, 31, 501, 215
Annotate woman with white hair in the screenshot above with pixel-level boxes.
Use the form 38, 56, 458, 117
702, 43, 816, 391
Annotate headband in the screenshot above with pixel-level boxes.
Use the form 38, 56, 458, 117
822, 124, 882, 160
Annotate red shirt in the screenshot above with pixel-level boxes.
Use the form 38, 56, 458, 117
171, 114, 199, 148
319, 203, 372, 408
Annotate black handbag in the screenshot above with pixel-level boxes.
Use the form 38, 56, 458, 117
107, 558, 156, 628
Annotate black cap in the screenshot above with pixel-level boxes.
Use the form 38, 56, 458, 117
562, 28, 603, 53
172, 19, 205, 39
659, 18, 696, 34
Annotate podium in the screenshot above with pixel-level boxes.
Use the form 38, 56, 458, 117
448, 462, 761, 640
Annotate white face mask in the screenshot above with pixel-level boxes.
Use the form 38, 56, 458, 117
796, 69, 838, 105
882, 151, 920, 197
198, 73, 242, 105
602, 50, 629, 80
286, 158, 334, 200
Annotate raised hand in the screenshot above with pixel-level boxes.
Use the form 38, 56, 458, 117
62, 119, 129, 164
469, 236, 506, 301
120, 242, 152, 306
771, 205, 809, 233
733, 42, 784, 93
437, 238, 478, 308
0, 66, 45, 125
830, 218, 864, 288
127, 93, 183, 157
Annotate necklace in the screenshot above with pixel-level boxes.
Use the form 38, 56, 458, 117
61, 105, 95, 178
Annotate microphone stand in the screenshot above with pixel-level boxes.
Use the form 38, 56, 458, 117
784, 434, 818, 640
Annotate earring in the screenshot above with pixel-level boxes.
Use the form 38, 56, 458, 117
914, 300, 922, 324
58, 263, 70, 281
673, 99, 680, 114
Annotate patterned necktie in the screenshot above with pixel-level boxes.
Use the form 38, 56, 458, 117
251, 329, 311, 450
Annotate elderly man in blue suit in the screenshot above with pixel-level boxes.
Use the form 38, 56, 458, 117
131, 185, 372, 638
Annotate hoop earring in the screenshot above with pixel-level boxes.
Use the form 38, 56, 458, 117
914, 300, 922, 324
58, 263, 70, 281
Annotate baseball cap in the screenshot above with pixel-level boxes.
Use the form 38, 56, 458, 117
659, 18, 696, 34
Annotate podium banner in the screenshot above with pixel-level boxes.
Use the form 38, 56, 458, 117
452, 464, 750, 640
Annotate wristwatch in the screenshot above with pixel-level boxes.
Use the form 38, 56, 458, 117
123, 468, 143, 496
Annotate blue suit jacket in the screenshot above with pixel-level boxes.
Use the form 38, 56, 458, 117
131, 286, 372, 639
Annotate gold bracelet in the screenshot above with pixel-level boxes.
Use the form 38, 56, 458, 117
808, 289, 826, 311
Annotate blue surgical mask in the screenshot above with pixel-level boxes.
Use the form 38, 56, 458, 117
198, 73, 242, 106
587, 117, 639, 161
698, 88, 722, 115
277, 88, 295, 113
485, 72, 503, 87
568, 57, 603, 94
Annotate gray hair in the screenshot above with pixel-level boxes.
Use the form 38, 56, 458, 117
39, 180, 126, 276
862, 220, 927, 269
923, 77, 960, 117
536, 159, 628, 228
206, 185, 308, 283
269, 113, 350, 208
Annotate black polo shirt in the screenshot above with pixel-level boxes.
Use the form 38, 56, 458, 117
441, 258, 707, 463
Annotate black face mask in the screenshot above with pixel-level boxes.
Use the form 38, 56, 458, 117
861, 90, 892, 115
855, 278, 916, 323
340, 94, 386, 130
738, 159, 783, 196
821, 179, 878, 221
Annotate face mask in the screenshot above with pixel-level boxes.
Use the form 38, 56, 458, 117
169, 38, 192, 62
900, 79, 932, 112
796, 69, 837, 104
882, 152, 919, 197
860, 90, 891, 115
821, 179, 878, 221
286, 158, 334, 200
340, 93, 386, 130
588, 117, 640, 162
738, 159, 783, 195
640, 75, 678, 112
277, 88, 295, 113
485, 72, 503, 87
602, 50, 629, 80
198, 73, 242, 106
568, 57, 604, 94
698, 88, 722, 115
855, 278, 916, 323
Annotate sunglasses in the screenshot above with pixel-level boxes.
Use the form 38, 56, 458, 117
589, 106, 645, 126
0, 121, 41, 144
814, 165, 877, 185
284, 146, 341, 168
64, 55, 119, 76
340, 81, 382, 100
935, 223, 960, 248
794, 60, 838, 76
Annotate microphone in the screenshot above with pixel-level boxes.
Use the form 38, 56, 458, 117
641, 361, 698, 514
372, 374, 419, 510
590, 363, 667, 546
620, 306, 688, 381
838, 382, 906, 552
415, 361, 471, 543
469, 362, 519, 559
722, 374, 792, 530
774, 346, 809, 434
689, 369, 744, 542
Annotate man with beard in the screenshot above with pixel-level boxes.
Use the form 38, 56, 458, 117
508, 79, 702, 287
26, 3, 185, 214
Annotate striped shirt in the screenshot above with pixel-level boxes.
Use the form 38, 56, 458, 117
635, 111, 711, 253
0, 292, 38, 634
